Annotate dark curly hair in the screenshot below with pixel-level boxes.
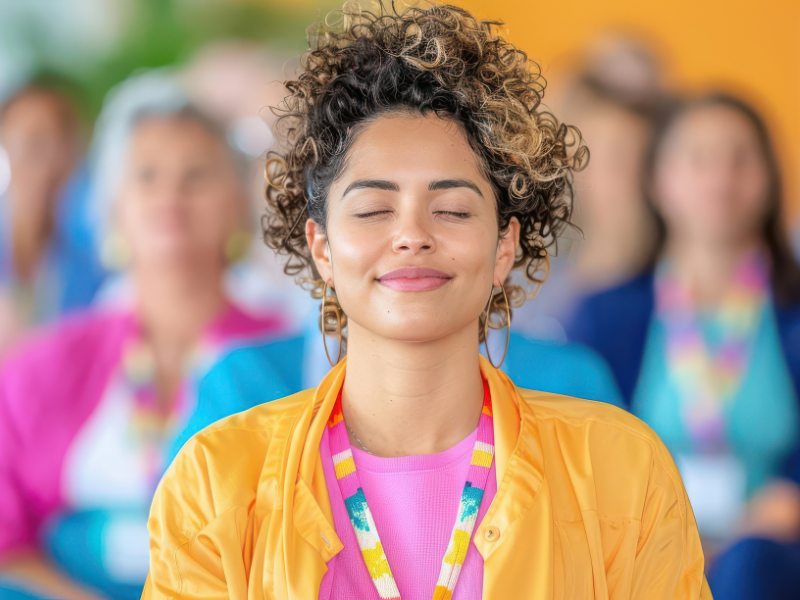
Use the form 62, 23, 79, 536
263, 1, 587, 338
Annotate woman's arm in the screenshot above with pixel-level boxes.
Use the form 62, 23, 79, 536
0, 552, 105, 600
631, 441, 713, 599
145, 433, 252, 600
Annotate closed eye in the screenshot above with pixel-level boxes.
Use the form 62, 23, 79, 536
436, 210, 472, 218
355, 210, 393, 219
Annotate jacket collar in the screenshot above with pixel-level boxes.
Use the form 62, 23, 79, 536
284, 356, 545, 578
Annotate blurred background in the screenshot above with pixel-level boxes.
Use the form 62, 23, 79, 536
1, 1, 800, 599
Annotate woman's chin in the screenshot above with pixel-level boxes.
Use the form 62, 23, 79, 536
136, 246, 221, 272
354, 317, 475, 346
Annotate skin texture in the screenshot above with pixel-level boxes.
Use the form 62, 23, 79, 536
652, 104, 800, 540
0, 116, 246, 599
306, 113, 520, 457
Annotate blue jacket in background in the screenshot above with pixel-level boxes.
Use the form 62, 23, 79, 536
567, 269, 800, 482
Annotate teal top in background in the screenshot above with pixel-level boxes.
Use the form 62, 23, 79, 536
170, 328, 624, 466
633, 303, 800, 494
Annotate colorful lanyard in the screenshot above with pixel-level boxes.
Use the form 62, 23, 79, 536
327, 382, 495, 600
656, 254, 768, 447
121, 335, 219, 490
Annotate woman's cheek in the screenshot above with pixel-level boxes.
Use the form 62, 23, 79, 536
332, 229, 385, 277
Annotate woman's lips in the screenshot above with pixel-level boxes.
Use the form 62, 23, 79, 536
378, 267, 452, 292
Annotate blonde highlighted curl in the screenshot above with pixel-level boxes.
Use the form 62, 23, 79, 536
264, 1, 587, 340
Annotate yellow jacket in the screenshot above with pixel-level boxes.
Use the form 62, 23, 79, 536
144, 357, 712, 599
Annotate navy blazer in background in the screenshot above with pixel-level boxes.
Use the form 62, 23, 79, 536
567, 269, 800, 482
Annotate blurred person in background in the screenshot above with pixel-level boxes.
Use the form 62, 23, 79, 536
181, 41, 316, 327
568, 93, 800, 599
0, 78, 287, 600
513, 35, 663, 341
0, 77, 105, 349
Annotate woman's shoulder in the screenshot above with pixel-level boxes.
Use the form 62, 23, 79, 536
0, 310, 132, 443
518, 389, 689, 514
519, 388, 668, 449
5, 309, 127, 362
156, 390, 316, 532
519, 388, 651, 432
1, 308, 129, 391
191, 389, 312, 439
167, 390, 315, 482
517, 388, 678, 475
206, 301, 289, 346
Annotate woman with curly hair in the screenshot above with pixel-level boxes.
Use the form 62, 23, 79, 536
144, 3, 710, 598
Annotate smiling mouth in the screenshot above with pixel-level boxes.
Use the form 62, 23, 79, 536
378, 267, 453, 292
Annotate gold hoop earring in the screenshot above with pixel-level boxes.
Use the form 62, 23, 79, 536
483, 286, 511, 369
320, 282, 344, 367
100, 231, 132, 271
224, 230, 252, 263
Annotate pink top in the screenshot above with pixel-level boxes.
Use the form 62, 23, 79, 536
319, 426, 498, 600
0, 302, 284, 561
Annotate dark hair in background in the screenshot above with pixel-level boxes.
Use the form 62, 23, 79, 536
642, 92, 800, 306
577, 72, 669, 121
0, 71, 86, 130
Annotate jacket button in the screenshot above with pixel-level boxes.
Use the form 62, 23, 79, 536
484, 526, 500, 542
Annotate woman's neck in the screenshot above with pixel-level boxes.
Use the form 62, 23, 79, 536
133, 262, 227, 401
341, 320, 485, 458
663, 235, 763, 305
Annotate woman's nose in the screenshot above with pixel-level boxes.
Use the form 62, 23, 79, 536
391, 214, 435, 254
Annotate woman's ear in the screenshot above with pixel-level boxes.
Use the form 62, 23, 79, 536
306, 218, 334, 286
493, 216, 521, 286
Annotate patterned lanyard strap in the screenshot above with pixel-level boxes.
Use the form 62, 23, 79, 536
328, 382, 495, 600
656, 254, 768, 445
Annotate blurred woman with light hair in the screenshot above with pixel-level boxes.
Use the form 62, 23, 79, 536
0, 73, 287, 600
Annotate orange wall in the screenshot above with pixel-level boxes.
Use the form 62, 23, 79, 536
458, 0, 800, 210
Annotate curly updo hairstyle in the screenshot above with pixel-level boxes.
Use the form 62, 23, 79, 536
264, 1, 587, 340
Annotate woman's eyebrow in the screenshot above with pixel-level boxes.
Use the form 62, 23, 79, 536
342, 179, 399, 198
428, 178, 483, 197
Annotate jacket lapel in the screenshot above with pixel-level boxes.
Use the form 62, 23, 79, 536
475, 358, 553, 598
270, 358, 551, 599
279, 361, 347, 599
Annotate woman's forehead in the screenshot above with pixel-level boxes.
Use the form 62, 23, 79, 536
338, 114, 486, 182
127, 117, 228, 162
668, 105, 758, 149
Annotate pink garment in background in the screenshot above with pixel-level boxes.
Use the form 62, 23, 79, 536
0, 302, 284, 561
318, 425, 498, 600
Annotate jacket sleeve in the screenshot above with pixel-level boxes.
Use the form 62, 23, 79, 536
0, 374, 39, 561
144, 434, 253, 600
630, 439, 713, 599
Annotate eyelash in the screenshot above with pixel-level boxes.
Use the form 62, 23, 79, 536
355, 210, 392, 219
354, 210, 472, 220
